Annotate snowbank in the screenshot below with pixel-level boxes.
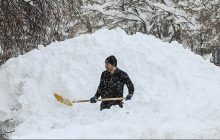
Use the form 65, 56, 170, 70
1, 28, 220, 138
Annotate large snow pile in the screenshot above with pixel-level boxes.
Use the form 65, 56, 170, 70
1, 28, 220, 139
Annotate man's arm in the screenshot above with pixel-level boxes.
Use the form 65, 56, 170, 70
94, 72, 105, 98
123, 72, 134, 96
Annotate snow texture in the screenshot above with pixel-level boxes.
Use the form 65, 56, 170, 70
1, 28, 220, 138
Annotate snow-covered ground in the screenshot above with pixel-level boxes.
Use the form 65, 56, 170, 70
1, 28, 220, 138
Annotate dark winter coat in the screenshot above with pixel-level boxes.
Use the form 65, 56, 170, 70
95, 68, 134, 110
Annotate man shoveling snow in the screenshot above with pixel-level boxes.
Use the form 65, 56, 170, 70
90, 55, 135, 110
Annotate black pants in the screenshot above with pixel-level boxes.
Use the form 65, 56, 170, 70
100, 101, 123, 111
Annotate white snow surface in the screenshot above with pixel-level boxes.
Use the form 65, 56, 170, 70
1, 28, 220, 138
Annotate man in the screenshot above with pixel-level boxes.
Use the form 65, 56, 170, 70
90, 55, 134, 110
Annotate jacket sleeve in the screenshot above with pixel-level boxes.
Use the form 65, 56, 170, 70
123, 72, 134, 95
95, 72, 105, 98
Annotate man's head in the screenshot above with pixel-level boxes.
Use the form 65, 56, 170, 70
105, 55, 117, 72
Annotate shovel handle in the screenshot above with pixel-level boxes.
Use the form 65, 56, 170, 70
72, 97, 126, 103
97, 97, 126, 102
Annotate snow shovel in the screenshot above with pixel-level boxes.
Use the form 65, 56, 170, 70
54, 93, 126, 106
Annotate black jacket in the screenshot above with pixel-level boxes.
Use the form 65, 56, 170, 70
95, 68, 134, 109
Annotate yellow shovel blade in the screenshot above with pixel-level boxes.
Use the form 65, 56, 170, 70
54, 93, 73, 106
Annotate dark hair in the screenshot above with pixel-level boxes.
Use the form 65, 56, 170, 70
105, 55, 117, 66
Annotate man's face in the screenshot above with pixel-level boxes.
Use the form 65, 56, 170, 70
105, 63, 114, 72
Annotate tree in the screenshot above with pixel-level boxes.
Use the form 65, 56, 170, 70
82, 0, 194, 44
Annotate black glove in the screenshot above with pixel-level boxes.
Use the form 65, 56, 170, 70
90, 96, 97, 103
126, 94, 132, 100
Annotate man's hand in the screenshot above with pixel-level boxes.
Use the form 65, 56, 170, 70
90, 96, 97, 103
126, 94, 132, 100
